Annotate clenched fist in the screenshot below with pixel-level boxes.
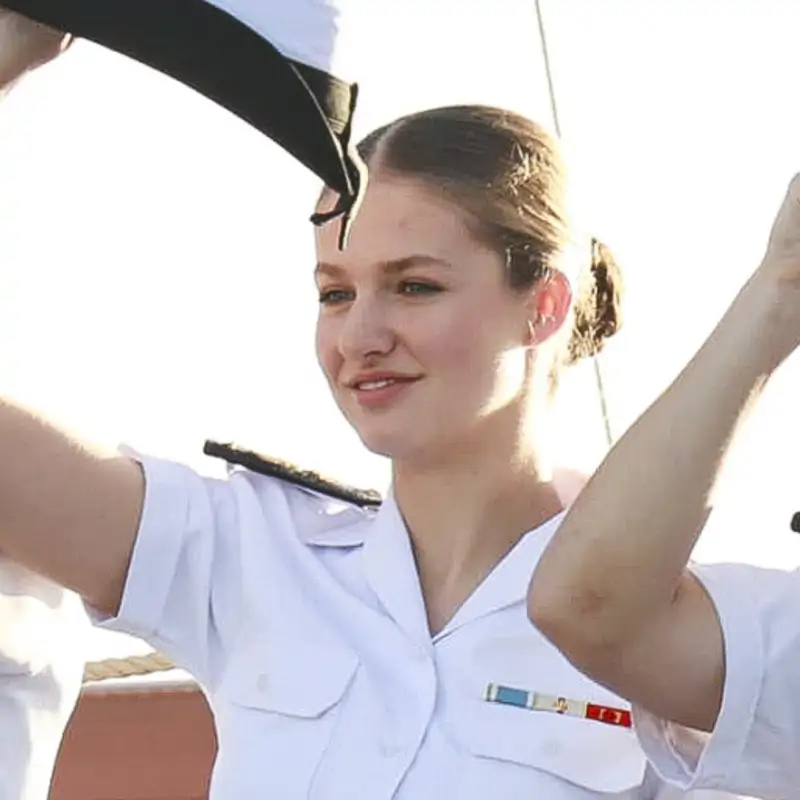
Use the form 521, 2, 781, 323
0, 6, 70, 92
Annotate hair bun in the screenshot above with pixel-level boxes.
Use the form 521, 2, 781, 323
590, 237, 623, 342
565, 237, 624, 364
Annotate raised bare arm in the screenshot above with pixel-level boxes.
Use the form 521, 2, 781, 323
0, 9, 144, 615
528, 174, 800, 732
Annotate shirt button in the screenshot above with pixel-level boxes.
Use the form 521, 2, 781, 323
256, 673, 269, 692
380, 742, 406, 758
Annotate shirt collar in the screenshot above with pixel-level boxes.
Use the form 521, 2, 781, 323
300, 487, 567, 641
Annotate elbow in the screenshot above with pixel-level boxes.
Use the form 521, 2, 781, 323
526, 584, 581, 657
527, 576, 625, 669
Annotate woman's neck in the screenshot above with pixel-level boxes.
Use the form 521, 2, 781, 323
391, 408, 585, 635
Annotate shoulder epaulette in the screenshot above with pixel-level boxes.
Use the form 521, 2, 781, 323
203, 441, 383, 509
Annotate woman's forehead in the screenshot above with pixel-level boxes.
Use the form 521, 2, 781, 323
315, 176, 478, 265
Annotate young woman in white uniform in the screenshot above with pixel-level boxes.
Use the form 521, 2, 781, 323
0, 10, 750, 799
529, 177, 800, 800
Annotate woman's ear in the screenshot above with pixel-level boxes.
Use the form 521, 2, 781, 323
526, 270, 573, 345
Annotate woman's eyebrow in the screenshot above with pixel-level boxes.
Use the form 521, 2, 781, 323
315, 255, 453, 278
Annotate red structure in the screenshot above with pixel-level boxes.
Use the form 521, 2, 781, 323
50, 679, 216, 800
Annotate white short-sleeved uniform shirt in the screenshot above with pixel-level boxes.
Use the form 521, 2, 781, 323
98, 454, 751, 799
635, 563, 800, 800
0, 561, 86, 800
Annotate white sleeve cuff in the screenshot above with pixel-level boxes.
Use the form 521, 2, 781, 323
90, 450, 191, 642
633, 563, 764, 791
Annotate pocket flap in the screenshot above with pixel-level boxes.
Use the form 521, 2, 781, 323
455, 692, 647, 793
224, 636, 358, 718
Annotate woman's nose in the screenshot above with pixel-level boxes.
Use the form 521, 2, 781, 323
338, 295, 395, 359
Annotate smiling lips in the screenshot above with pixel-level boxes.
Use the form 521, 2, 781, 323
346, 373, 421, 408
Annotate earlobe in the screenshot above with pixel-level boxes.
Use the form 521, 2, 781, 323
526, 314, 555, 346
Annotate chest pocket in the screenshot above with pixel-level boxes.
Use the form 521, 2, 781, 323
442, 633, 650, 798
212, 633, 359, 798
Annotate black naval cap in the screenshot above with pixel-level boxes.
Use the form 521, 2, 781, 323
4, 0, 366, 247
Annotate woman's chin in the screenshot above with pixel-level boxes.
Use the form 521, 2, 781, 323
352, 422, 427, 462
344, 403, 460, 464
356, 431, 412, 460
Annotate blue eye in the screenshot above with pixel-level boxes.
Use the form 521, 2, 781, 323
318, 288, 354, 305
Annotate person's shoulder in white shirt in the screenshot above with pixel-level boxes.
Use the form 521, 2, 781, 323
0, 560, 86, 800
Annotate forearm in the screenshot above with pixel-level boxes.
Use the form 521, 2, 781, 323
530, 273, 791, 650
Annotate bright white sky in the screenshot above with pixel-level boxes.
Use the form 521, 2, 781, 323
1, 0, 799, 662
